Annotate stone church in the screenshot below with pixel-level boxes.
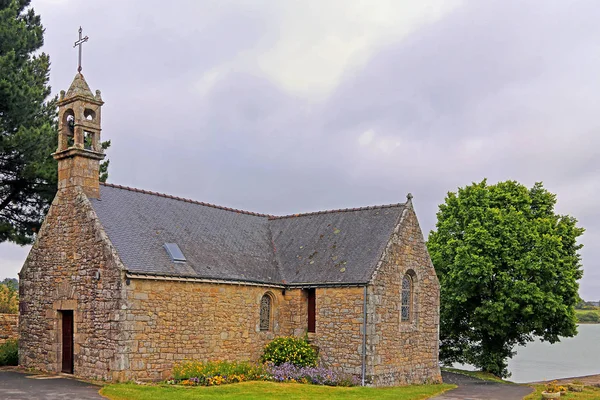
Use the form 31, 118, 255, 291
19, 72, 441, 386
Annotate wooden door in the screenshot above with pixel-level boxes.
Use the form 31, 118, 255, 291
307, 289, 316, 333
61, 310, 74, 374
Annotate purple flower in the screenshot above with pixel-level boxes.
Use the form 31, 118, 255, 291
265, 362, 357, 386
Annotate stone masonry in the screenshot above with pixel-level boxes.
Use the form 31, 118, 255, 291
0, 314, 18, 344
19, 186, 127, 381
121, 280, 284, 381
120, 283, 368, 381
367, 205, 442, 386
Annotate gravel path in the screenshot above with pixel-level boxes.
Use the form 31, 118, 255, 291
0, 370, 103, 400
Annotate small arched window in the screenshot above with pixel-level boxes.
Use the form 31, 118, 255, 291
260, 293, 272, 331
401, 274, 413, 322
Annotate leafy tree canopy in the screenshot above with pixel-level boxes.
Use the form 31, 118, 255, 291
427, 180, 584, 377
0, 0, 109, 245
0, 278, 18, 313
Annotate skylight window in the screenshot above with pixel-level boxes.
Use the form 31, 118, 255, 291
163, 243, 186, 262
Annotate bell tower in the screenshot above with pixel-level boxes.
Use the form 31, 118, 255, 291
53, 28, 105, 199
53, 73, 105, 198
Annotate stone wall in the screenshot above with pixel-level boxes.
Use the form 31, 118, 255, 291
311, 287, 365, 376
0, 314, 18, 344
19, 186, 127, 381
121, 283, 367, 381
367, 205, 441, 386
122, 279, 286, 381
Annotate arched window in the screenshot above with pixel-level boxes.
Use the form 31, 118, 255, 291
260, 293, 272, 331
401, 274, 412, 322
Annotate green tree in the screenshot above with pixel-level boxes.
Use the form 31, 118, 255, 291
427, 180, 584, 378
0, 0, 109, 245
0, 278, 18, 314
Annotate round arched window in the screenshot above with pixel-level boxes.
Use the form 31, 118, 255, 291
260, 293, 272, 331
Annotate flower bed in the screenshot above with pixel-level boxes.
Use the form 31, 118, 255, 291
266, 362, 359, 386
168, 360, 359, 387
170, 360, 268, 386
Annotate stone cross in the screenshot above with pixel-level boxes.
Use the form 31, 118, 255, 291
73, 26, 89, 73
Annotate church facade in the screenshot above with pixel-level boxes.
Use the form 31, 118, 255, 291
19, 73, 441, 386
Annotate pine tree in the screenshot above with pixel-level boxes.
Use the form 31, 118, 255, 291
0, 0, 109, 245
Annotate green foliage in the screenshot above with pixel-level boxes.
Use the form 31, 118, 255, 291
0, 339, 18, 366
0, 279, 18, 313
428, 180, 584, 378
576, 311, 600, 323
172, 360, 266, 382
0, 1, 110, 245
0, 0, 56, 244
261, 336, 318, 367
99, 140, 111, 183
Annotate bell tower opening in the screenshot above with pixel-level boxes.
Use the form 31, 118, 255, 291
53, 73, 105, 199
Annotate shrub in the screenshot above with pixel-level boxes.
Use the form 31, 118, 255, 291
544, 381, 566, 394
0, 340, 18, 366
266, 362, 359, 386
0, 284, 18, 314
261, 336, 317, 367
577, 311, 600, 323
171, 360, 267, 385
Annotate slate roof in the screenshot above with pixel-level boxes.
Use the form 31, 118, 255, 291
271, 205, 404, 284
89, 183, 407, 286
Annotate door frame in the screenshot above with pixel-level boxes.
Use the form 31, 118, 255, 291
53, 299, 78, 374
60, 310, 74, 374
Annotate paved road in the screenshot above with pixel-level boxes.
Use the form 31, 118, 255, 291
0, 370, 103, 400
431, 371, 534, 400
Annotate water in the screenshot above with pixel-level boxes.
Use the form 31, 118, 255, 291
508, 324, 600, 383
454, 324, 600, 383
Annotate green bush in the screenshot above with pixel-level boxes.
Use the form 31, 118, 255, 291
171, 360, 267, 384
0, 340, 18, 366
577, 311, 600, 323
261, 336, 317, 367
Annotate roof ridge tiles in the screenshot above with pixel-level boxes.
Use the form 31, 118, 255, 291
100, 182, 272, 217
100, 182, 405, 220
268, 202, 406, 220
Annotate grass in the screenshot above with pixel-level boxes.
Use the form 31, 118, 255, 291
100, 381, 456, 400
524, 384, 600, 399
440, 367, 508, 384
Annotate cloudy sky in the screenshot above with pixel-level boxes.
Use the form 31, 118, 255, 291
1, 0, 598, 299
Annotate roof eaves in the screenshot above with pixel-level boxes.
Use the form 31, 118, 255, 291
125, 272, 367, 289
125, 271, 285, 288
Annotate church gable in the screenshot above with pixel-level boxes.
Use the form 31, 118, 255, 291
19, 185, 127, 379
366, 203, 441, 385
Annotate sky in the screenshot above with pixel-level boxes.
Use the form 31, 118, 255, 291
1, 0, 599, 299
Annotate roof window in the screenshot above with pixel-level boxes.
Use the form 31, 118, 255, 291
163, 243, 186, 262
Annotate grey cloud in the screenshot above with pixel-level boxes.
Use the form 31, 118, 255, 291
2, 0, 598, 298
